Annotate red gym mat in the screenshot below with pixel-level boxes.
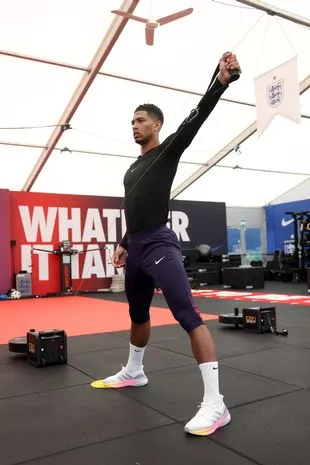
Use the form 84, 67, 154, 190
0, 296, 217, 344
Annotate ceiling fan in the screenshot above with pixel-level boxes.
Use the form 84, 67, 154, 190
111, 7, 194, 46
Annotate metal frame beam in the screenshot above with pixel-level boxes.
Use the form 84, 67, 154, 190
0, 140, 201, 165
22, 0, 140, 191
0, 48, 256, 109
0, 50, 85, 72
2, 49, 310, 118
234, 0, 310, 28
171, 74, 310, 199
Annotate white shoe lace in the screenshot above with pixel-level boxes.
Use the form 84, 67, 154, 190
195, 400, 225, 420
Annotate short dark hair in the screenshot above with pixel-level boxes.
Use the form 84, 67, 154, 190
135, 103, 164, 124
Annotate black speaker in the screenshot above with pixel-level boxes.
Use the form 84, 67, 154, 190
27, 329, 67, 367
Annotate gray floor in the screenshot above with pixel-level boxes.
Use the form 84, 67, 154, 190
1, 283, 310, 465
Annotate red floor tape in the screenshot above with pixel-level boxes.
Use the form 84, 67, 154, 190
0, 296, 217, 344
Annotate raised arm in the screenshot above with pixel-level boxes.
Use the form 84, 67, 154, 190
164, 52, 241, 155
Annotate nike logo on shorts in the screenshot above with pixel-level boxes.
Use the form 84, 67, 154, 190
155, 257, 165, 265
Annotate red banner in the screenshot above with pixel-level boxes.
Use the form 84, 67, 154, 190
9, 191, 227, 297
10, 192, 126, 295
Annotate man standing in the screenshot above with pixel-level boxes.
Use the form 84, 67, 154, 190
91, 52, 241, 436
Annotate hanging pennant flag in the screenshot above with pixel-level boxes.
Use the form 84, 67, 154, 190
254, 56, 301, 137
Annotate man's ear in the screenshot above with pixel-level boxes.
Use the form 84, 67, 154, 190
154, 120, 162, 133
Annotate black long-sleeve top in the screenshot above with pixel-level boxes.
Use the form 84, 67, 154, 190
120, 77, 228, 249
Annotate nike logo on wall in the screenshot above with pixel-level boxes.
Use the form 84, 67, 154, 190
281, 218, 294, 227
155, 257, 165, 265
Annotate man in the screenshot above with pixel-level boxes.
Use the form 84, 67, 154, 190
91, 52, 241, 436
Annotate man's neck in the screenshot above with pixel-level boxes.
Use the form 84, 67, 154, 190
141, 138, 160, 155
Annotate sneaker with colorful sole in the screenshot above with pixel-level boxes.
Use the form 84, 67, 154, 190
184, 400, 231, 436
90, 366, 148, 389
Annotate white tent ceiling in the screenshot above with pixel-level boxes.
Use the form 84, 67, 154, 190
1, 0, 309, 206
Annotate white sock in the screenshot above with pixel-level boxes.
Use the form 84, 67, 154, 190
199, 361, 223, 404
125, 343, 146, 374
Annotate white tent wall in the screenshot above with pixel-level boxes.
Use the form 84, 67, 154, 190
269, 177, 310, 205
226, 206, 264, 229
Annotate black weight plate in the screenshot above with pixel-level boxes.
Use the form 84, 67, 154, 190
218, 313, 243, 325
8, 336, 27, 353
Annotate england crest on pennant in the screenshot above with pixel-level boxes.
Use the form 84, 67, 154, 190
266, 78, 284, 108
255, 57, 300, 137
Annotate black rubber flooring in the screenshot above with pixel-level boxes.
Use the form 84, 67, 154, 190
1, 283, 310, 465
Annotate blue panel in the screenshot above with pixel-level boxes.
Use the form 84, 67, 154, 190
227, 228, 240, 253
245, 228, 261, 253
265, 199, 310, 253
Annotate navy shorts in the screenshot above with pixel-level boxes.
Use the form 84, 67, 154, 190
125, 225, 204, 333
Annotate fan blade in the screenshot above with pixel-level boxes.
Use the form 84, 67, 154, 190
111, 10, 148, 24
157, 8, 193, 26
145, 27, 155, 46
